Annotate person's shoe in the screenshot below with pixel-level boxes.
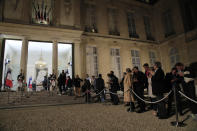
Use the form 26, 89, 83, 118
127, 108, 134, 112
136, 109, 145, 113
158, 116, 167, 119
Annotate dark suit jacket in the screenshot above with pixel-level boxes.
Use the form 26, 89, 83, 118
96, 77, 105, 91
152, 68, 165, 95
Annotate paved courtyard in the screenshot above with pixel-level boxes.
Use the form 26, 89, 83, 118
0, 103, 196, 131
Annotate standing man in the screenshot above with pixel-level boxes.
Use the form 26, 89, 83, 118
57, 70, 66, 95
107, 72, 119, 105
73, 75, 83, 97
175, 63, 197, 120
66, 76, 73, 96
43, 75, 48, 91
151, 62, 167, 119
95, 74, 105, 102
165, 67, 183, 116
133, 66, 146, 113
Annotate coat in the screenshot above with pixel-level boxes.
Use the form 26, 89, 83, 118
96, 77, 105, 92
152, 68, 165, 95
123, 72, 134, 102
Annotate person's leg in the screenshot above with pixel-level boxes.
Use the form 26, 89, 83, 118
59, 85, 62, 94
167, 92, 174, 115
139, 87, 146, 111
151, 97, 157, 115
127, 102, 135, 112
76, 87, 80, 96
76, 87, 79, 96
136, 87, 145, 112
78, 88, 81, 96
157, 94, 167, 118
62, 84, 66, 92
176, 90, 183, 115
74, 87, 77, 96
101, 91, 105, 102
96, 90, 101, 102
88, 92, 91, 102
187, 82, 197, 114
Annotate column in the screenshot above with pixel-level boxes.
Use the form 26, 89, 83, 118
0, 38, 4, 86
52, 40, 58, 76
74, 41, 83, 77
73, 0, 81, 28
20, 37, 28, 81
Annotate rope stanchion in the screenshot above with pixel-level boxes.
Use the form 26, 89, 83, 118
130, 89, 172, 104
178, 91, 197, 104
171, 86, 186, 127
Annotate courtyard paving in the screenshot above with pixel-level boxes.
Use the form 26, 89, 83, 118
0, 103, 196, 131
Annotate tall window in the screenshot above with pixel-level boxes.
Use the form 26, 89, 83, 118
162, 10, 175, 37
84, 4, 98, 33
111, 48, 121, 78
144, 16, 154, 41
86, 46, 98, 76
2, 40, 22, 91
182, 1, 197, 32
131, 50, 141, 70
149, 51, 156, 66
108, 8, 120, 36
169, 48, 180, 67
127, 12, 139, 38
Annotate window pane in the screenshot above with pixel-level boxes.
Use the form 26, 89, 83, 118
2, 40, 22, 91
135, 51, 139, 57
131, 50, 135, 57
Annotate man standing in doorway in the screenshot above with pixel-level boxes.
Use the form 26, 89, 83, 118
58, 70, 66, 95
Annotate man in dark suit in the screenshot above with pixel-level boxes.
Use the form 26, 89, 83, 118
107, 72, 119, 105
57, 70, 66, 95
165, 67, 183, 116
151, 62, 167, 119
133, 66, 146, 113
175, 63, 197, 120
95, 74, 105, 102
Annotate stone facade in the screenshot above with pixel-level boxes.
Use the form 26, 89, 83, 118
0, 0, 196, 83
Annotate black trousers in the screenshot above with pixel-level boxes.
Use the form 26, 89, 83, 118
85, 92, 91, 102
134, 87, 145, 111
156, 94, 167, 117
182, 81, 197, 114
150, 97, 157, 111
59, 84, 66, 93
110, 89, 119, 105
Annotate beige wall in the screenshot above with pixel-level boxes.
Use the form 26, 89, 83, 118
0, 0, 197, 82
81, 35, 159, 81
153, 0, 185, 42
